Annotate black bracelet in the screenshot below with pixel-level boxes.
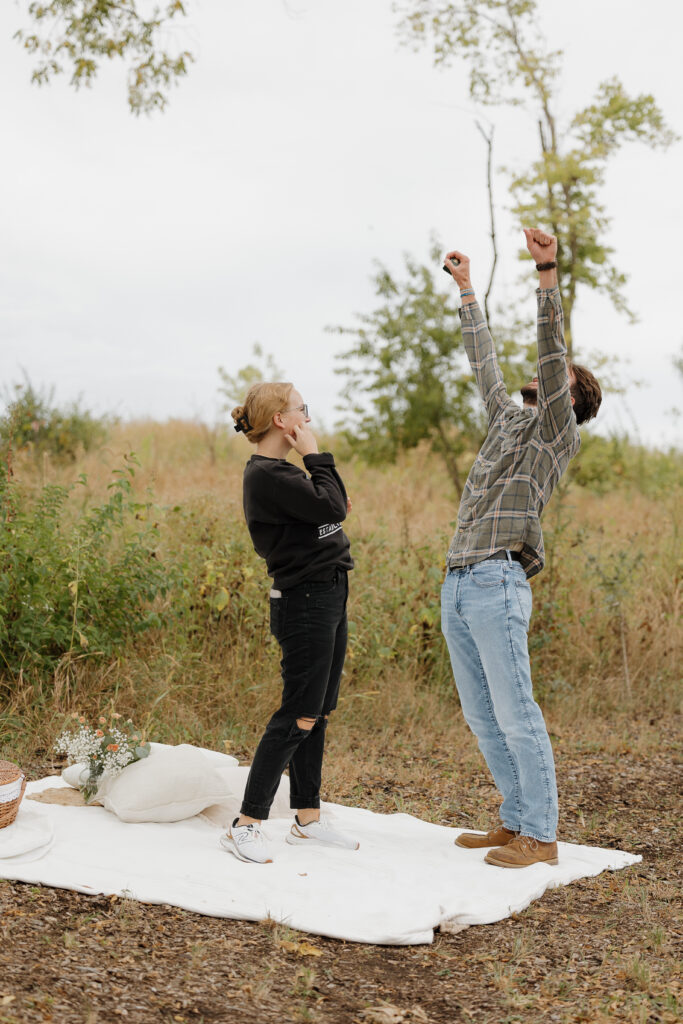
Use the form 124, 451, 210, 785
535, 261, 557, 271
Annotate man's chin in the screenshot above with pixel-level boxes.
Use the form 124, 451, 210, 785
520, 385, 538, 405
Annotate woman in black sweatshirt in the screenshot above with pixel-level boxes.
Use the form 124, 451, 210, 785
221, 381, 358, 864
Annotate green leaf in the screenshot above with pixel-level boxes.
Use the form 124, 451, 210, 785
212, 587, 230, 612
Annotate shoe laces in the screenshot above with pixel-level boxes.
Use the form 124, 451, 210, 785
512, 836, 538, 853
492, 826, 518, 839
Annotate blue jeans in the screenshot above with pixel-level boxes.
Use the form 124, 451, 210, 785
441, 558, 558, 842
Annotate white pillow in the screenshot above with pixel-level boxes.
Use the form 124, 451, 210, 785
61, 742, 239, 802
62, 744, 298, 825
61, 762, 92, 790
102, 744, 235, 823
148, 742, 239, 768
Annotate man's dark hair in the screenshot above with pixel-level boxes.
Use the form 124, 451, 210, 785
568, 362, 602, 425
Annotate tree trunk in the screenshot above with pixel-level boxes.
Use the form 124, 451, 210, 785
435, 425, 464, 496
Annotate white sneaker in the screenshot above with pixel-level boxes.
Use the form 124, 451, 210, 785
220, 818, 273, 864
286, 815, 359, 850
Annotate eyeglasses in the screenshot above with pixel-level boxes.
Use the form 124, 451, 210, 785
282, 403, 309, 417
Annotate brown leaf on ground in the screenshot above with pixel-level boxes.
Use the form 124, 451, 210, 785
279, 939, 324, 957
361, 1004, 431, 1023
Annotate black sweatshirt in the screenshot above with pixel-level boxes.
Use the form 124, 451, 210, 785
242, 453, 354, 590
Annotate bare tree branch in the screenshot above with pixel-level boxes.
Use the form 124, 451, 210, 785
475, 120, 497, 324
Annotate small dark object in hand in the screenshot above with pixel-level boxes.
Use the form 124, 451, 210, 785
443, 257, 460, 274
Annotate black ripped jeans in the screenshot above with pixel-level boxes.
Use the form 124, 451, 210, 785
240, 570, 349, 820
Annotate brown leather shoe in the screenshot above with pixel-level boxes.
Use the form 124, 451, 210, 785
455, 825, 517, 849
484, 835, 558, 868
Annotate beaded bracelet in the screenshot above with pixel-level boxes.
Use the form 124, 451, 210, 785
459, 289, 475, 298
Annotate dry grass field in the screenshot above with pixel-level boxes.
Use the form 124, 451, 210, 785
1, 421, 681, 1023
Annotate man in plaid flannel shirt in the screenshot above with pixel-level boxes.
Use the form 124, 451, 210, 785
442, 229, 602, 869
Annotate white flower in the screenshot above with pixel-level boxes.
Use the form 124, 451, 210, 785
55, 718, 147, 794
55, 726, 101, 763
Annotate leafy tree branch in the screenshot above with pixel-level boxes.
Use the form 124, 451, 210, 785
15, 0, 193, 114
394, 0, 678, 355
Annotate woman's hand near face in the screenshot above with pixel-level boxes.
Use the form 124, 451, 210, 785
285, 422, 319, 457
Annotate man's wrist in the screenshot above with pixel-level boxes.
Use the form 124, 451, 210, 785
537, 268, 558, 289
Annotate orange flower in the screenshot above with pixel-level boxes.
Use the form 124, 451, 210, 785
95, 729, 104, 738
98, 716, 106, 724
106, 744, 119, 752
79, 716, 86, 723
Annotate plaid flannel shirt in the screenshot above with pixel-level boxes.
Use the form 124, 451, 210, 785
446, 287, 580, 579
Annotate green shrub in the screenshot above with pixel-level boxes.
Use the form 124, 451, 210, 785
0, 378, 109, 463
177, 505, 272, 657
0, 456, 173, 675
568, 431, 683, 495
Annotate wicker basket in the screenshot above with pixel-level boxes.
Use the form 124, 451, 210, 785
0, 760, 26, 829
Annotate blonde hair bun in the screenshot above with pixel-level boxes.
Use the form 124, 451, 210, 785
232, 382, 293, 443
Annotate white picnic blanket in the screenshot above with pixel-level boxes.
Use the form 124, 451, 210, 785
0, 775, 640, 945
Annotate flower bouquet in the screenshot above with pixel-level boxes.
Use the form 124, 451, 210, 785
55, 714, 151, 803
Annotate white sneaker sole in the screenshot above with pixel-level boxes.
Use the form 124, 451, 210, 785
219, 833, 273, 864
285, 831, 359, 851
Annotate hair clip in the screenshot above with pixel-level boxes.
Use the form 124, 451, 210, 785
233, 413, 252, 434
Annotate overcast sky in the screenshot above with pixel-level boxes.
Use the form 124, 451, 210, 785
1, 0, 682, 447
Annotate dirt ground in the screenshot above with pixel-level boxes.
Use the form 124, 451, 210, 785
1, 739, 681, 1024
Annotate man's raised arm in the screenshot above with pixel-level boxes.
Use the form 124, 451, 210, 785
523, 229, 578, 446
443, 250, 512, 424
